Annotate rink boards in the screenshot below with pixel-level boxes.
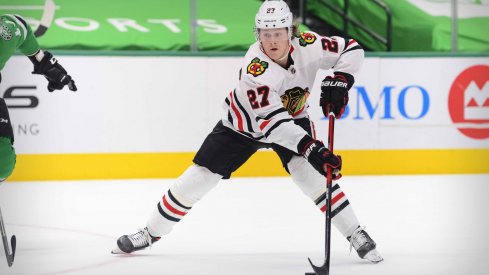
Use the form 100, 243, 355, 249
2, 55, 488, 180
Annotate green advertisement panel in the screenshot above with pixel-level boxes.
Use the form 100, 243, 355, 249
307, 0, 489, 52
0, 0, 262, 51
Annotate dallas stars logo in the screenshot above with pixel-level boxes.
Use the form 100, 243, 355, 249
0, 24, 13, 41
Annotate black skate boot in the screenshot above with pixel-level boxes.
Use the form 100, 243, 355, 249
347, 226, 383, 263
111, 227, 160, 254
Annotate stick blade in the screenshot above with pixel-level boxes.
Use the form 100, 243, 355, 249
34, 0, 56, 37
307, 257, 329, 275
7, 235, 16, 267
34, 25, 48, 37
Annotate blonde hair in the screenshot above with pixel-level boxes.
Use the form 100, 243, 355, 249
291, 23, 299, 38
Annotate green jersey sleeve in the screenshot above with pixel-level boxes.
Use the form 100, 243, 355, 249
0, 14, 40, 70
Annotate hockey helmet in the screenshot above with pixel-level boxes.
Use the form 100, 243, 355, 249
255, 0, 293, 30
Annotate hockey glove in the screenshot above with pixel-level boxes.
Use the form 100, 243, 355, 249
31, 51, 77, 92
298, 135, 342, 178
320, 72, 354, 118
0, 99, 14, 144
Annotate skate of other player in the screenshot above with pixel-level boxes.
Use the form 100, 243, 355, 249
113, 0, 382, 264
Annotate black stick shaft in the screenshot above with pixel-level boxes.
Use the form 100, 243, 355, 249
0, 206, 15, 267
325, 113, 335, 268
306, 111, 336, 275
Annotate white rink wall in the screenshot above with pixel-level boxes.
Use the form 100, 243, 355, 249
3, 55, 488, 154
1, 55, 488, 180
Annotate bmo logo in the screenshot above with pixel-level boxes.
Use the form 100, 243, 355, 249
448, 65, 489, 139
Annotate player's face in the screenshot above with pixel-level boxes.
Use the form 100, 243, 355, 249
259, 28, 290, 62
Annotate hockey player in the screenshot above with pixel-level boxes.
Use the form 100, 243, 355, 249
113, 0, 383, 263
0, 14, 77, 182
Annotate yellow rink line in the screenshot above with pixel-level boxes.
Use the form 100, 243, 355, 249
8, 149, 489, 182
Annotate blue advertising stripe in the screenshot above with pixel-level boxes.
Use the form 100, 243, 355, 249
6, 149, 489, 182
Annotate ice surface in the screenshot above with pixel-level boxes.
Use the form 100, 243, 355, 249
1, 174, 488, 275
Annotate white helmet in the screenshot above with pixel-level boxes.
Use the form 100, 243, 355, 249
255, 0, 293, 30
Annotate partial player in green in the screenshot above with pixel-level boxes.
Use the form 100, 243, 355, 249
0, 13, 77, 182
0, 98, 15, 182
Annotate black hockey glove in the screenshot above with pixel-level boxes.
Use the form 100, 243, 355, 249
0, 98, 14, 144
298, 135, 342, 178
320, 72, 354, 118
31, 51, 77, 92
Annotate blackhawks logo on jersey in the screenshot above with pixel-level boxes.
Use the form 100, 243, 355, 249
0, 23, 12, 41
247, 57, 268, 77
296, 32, 316, 47
280, 87, 310, 116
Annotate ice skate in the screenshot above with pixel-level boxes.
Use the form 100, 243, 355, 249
111, 227, 160, 254
347, 226, 383, 263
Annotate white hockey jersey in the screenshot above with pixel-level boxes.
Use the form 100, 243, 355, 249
222, 31, 364, 154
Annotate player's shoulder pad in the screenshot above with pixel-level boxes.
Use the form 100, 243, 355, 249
1, 14, 28, 41
241, 44, 284, 88
245, 56, 270, 78
13, 14, 29, 29
2, 14, 28, 29
243, 43, 272, 78
240, 43, 283, 87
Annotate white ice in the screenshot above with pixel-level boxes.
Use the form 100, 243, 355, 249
1, 174, 488, 275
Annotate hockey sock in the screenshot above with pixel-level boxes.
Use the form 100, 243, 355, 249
313, 184, 360, 238
147, 188, 192, 237
146, 165, 221, 237
288, 155, 360, 238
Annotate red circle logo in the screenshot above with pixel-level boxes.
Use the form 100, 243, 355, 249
448, 65, 489, 139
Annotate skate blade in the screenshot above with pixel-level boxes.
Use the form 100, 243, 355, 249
363, 249, 384, 263
111, 247, 127, 254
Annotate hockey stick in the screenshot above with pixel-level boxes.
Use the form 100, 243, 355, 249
0, 206, 16, 267
34, 0, 56, 37
306, 109, 336, 275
